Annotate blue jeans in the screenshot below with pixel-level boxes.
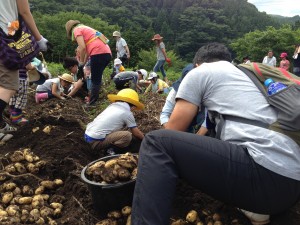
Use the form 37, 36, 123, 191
153, 60, 167, 78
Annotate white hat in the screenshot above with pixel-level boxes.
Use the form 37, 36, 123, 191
114, 58, 122, 66
147, 72, 158, 80
137, 69, 148, 80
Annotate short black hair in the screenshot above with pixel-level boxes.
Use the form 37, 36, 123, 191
63, 57, 78, 69
193, 42, 232, 65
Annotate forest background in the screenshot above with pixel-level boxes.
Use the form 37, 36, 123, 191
30, 0, 300, 78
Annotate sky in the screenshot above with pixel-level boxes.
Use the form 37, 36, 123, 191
248, 0, 300, 17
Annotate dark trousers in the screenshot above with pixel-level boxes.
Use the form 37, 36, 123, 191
131, 129, 300, 225
89, 53, 111, 104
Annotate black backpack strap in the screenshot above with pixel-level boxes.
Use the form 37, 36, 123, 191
237, 65, 268, 98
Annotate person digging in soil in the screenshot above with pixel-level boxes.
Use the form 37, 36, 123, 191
35, 74, 74, 103
84, 88, 144, 155
63, 57, 89, 100
131, 43, 300, 225
144, 72, 170, 94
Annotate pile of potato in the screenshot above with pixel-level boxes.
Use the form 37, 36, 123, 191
95, 206, 132, 225
2, 148, 47, 176
0, 149, 65, 224
0, 179, 64, 224
171, 210, 223, 225
85, 153, 138, 184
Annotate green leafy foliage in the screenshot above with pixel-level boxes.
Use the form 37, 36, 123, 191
230, 25, 300, 63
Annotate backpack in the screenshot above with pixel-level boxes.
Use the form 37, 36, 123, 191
236, 62, 300, 146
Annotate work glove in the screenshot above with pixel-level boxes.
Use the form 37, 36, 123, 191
37, 36, 49, 51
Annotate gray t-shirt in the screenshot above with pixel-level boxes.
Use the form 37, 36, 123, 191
116, 37, 127, 58
85, 102, 137, 140
36, 78, 63, 95
114, 71, 138, 83
156, 42, 165, 60
0, 0, 18, 35
177, 61, 300, 181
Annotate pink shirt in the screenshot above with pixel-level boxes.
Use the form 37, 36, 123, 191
280, 59, 290, 71
73, 26, 111, 56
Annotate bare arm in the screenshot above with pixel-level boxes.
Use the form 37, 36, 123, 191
166, 99, 198, 131
125, 45, 130, 59
76, 36, 87, 64
17, 0, 42, 41
196, 126, 208, 136
130, 127, 144, 140
51, 83, 64, 99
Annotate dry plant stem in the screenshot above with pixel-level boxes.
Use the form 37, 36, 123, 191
0, 172, 43, 181
72, 196, 99, 221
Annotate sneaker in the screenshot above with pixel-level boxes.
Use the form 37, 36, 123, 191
106, 148, 116, 156
0, 133, 13, 143
0, 123, 17, 133
238, 209, 270, 225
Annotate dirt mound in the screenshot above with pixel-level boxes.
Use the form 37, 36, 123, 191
1, 93, 299, 225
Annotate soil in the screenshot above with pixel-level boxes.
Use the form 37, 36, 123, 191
1, 90, 300, 225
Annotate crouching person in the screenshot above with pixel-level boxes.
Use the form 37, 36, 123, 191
84, 88, 144, 155
35, 74, 74, 103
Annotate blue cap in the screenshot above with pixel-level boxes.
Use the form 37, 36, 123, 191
264, 78, 274, 87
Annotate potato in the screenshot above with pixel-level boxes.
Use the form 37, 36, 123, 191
23, 185, 34, 196
21, 214, 29, 223
3, 182, 17, 191
95, 219, 117, 225
43, 126, 52, 134
121, 206, 131, 216
100, 167, 118, 183
213, 221, 223, 225
26, 163, 39, 173
40, 206, 54, 218
53, 179, 63, 186
212, 213, 221, 221
32, 195, 45, 208
104, 159, 118, 168
117, 168, 131, 181
36, 217, 45, 224
18, 197, 33, 204
10, 195, 21, 205
50, 202, 63, 209
32, 127, 40, 133
0, 175, 7, 181
24, 149, 34, 162
41, 194, 50, 201
126, 214, 131, 225
171, 219, 185, 225
48, 217, 58, 225
117, 158, 135, 170
21, 209, 29, 216
13, 187, 21, 195
53, 208, 61, 217
32, 155, 40, 162
2, 192, 13, 204
30, 208, 40, 220
10, 216, 21, 223
35, 186, 45, 195
32, 195, 44, 202
14, 162, 27, 173
131, 168, 138, 179
107, 210, 122, 219
0, 209, 8, 217
5, 205, 20, 216
10, 150, 25, 162
4, 164, 16, 173
40, 180, 55, 189
35, 160, 47, 168
186, 210, 198, 223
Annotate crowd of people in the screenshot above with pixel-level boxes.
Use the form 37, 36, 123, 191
1, 3, 300, 225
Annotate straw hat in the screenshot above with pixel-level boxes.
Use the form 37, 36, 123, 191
65, 20, 81, 39
27, 68, 47, 85
107, 89, 144, 110
58, 73, 75, 83
113, 31, 121, 37
152, 34, 163, 41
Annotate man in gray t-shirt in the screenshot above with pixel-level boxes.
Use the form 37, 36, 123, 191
131, 43, 300, 225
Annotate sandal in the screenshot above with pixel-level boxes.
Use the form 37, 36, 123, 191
0, 123, 17, 133
0, 133, 13, 143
